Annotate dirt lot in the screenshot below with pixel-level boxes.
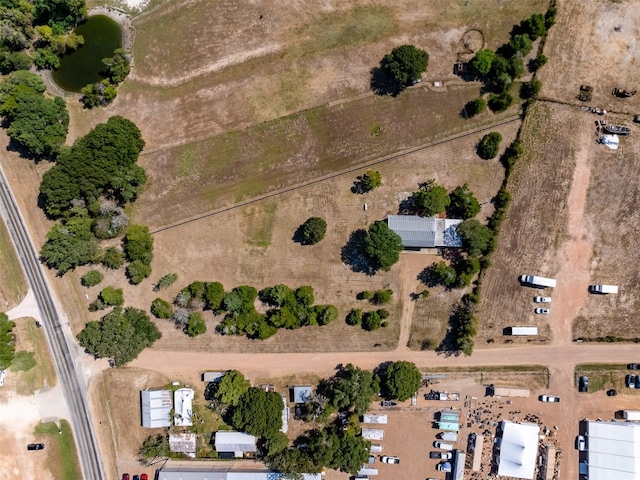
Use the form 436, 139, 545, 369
539, 0, 640, 112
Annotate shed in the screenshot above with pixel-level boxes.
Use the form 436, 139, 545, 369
214, 431, 258, 458
280, 394, 289, 433
438, 422, 461, 432
507, 327, 538, 336
362, 428, 384, 440
140, 389, 172, 428
202, 371, 225, 382
174, 388, 194, 426
169, 433, 197, 457
290, 385, 312, 404
387, 215, 463, 248
362, 414, 388, 424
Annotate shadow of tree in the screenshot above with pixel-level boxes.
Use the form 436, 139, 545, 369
292, 224, 306, 245
370, 66, 404, 97
341, 229, 375, 275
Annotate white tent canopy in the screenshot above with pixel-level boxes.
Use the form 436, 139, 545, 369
586, 421, 640, 480
497, 421, 539, 479
600, 134, 619, 150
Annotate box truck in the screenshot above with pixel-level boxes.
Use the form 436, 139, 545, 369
519, 275, 557, 288
622, 410, 640, 421
588, 284, 618, 294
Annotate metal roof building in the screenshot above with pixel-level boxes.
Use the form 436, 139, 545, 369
387, 215, 463, 248
214, 431, 257, 457
290, 386, 312, 403
141, 389, 172, 428
174, 388, 194, 427
202, 371, 225, 382
362, 414, 388, 424
496, 421, 539, 479
583, 420, 640, 480
169, 433, 197, 457
362, 428, 384, 440
157, 466, 321, 480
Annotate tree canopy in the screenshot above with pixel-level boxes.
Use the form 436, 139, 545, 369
76, 306, 161, 366
0, 312, 16, 370
232, 387, 283, 438
363, 220, 403, 272
448, 183, 480, 219
319, 363, 380, 414
412, 182, 451, 216
470, 49, 494, 76
477, 132, 503, 159
39, 116, 146, 217
39, 216, 99, 274
382, 44, 429, 85
456, 219, 494, 257
379, 361, 422, 401
299, 217, 327, 245
463, 98, 486, 118
214, 370, 251, 407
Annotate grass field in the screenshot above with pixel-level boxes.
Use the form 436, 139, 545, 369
0, 216, 27, 308
575, 364, 639, 394
34, 420, 82, 480
423, 365, 550, 390
11, 318, 57, 395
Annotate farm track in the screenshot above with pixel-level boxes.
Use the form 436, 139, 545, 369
151, 114, 521, 235
0, 167, 105, 480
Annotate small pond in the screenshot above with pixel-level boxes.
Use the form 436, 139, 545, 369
52, 15, 123, 93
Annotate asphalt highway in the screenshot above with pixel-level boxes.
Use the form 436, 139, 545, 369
0, 170, 105, 480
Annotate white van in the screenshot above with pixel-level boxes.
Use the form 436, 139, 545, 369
434, 441, 454, 450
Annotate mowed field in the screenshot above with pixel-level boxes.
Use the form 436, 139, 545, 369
0, 216, 27, 309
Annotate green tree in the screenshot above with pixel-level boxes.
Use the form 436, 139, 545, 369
33, 0, 87, 32
382, 44, 429, 85
519, 13, 546, 40
477, 132, 503, 160
155, 273, 178, 291
412, 183, 450, 216
40, 216, 99, 275
33, 48, 60, 69
214, 370, 250, 407
186, 311, 206, 337
102, 48, 130, 83
204, 281, 224, 311
124, 224, 153, 264
232, 387, 283, 438
100, 247, 125, 269
76, 306, 162, 367
470, 49, 494, 75
363, 220, 403, 272
424, 261, 458, 288
0, 312, 16, 370
259, 284, 295, 307
371, 289, 393, 305
319, 364, 379, 414
361, 170, 382, 192
0, 51, 32, 73
361, 310, 382, 331
315, 305, 338, 326
456, 256, 481, 287
295, 285, 315, 307
520, 78, 542, 100
448, 183, 480, 219
150, 298, 173, 319
139, 434, 170, 459
508, 34, 533, 56
488, 92, 513, 113
99, 286, 123, 306
345, 309, 362, 326
126, 260, 152, 285
80, 269, 103, 287
379, 361, 421, 401
299, 217, 327, 245
456, 219, 494, 257
529, 53, 548, 72
463, 98, 486, 118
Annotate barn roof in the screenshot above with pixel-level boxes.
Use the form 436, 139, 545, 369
387, 216, 462, 248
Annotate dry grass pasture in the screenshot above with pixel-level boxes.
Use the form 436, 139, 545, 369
0, 216, 27, 308
539, 0, 640, 111
10, 318, 58, 395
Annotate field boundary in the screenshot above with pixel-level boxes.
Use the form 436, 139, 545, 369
152, 115, 520, 235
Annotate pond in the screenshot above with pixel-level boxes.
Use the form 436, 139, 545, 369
52, 15, 123, 93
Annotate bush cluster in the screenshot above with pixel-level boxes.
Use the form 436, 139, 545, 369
81, 49, 131, 108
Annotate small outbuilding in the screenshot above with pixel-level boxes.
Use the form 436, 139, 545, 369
290, 385, 312, 404
362, 428, 384, 440
362, 414, 388, 424
214, 431, 258, 458
174, 388, 194, 427
169, 433, 197, 457
202, 371, 225, 382
387, 215, 463, 248
141, 389, 172, 428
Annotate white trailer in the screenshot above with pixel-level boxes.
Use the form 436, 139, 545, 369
362, 429, 384, 440
519, 275, 557, 288
488, 385, 530, 398
438, 432, 458, 442
589, 284, 619, 294
362, 414, 388, 424
622, 410, 640, 421
357, 467, 378, 476
507, 327, 538, 336
370, 444, 383, 453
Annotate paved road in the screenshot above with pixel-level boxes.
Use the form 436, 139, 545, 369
0, 169, 105, 480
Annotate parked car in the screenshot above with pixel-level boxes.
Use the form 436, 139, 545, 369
381, 456, 400, 464
436, 461, 453, 472
539, 394, 560, 403
429, 451, 453, 459
628, 363, 639, 370
434, 441, 454, 450
140, 476, 148, 480
0, 369, 5, 387
534, 296, 552, 303
534, 308, 550, 314
122, 475, 129, 480
35, 321, 42, 328
579, 376, 589, 392
576, 435, 586, 451
606, 389, 618, 397
133, 476, 140, 480
381, 401, 397, 407
626, 374, 637, 388
27, 443, 44, 451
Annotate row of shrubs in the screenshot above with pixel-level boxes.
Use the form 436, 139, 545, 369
150, 282, 338, 340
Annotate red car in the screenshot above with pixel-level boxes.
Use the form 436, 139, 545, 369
141, 475, 148, 480
122, 475, 129, 480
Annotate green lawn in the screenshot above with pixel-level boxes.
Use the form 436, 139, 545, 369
34, 420, 82, 480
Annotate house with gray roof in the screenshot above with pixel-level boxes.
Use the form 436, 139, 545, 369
387, 215, 462, 248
